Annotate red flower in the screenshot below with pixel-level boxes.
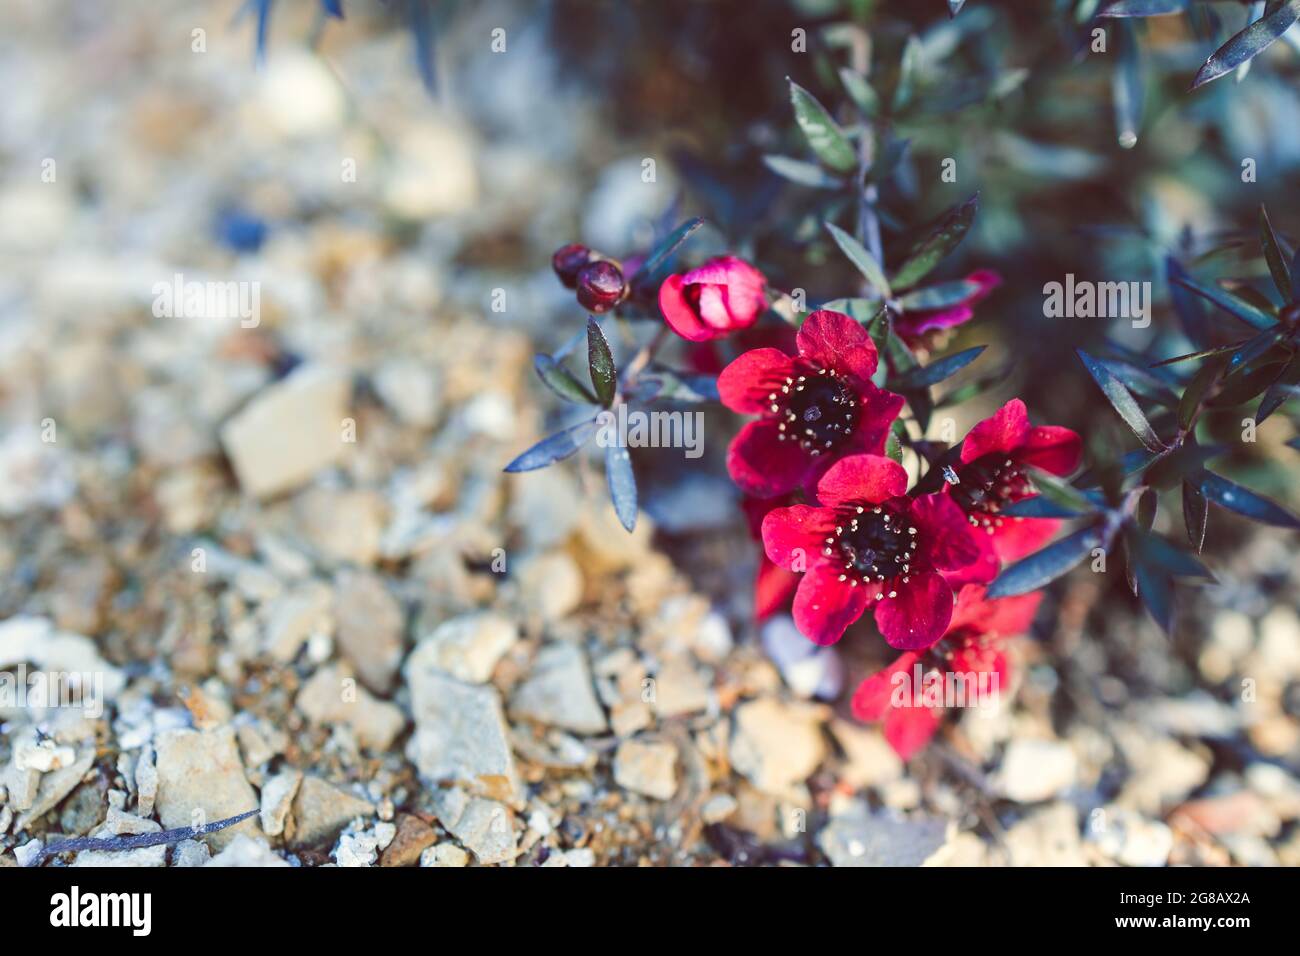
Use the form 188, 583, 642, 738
893, 269, 1001, 344
850, 584, 1042, 760
718, 310, 905, 498
742, 495, 800, 621
946, 398, 1083, 561
760, 454, 984, 649
658, 256, 768, 342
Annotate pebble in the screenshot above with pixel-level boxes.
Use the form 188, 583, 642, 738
296, 488, 388, 567
219, 365, 352, 500
730, 698, 826, 796
154, 726, 264, 851
431, 789, 517, 865
289, 776, 376, 848
332, 570, 406, 693
171, 840, 211, 867
261, 581, 334, 663
516, 552, 583, 622
134, 746, 158, 817
1086, 805, 1173, 867
334, 830, 381, 867
295, 665, 405, 750
420, 843, 469, 868
374, 357, 442, 429
405, 665, 520, 802
995, 739, 1079, 803
1003, 802, 1087, 866
379, 814, 438, 867
818, 806, 953, 867
510, 642, 608, 735
613, 739, 678, 800
408, 612, 518, 684
259, 768, 303, 837
700, 793, 738, 824
205, 834, 291, 867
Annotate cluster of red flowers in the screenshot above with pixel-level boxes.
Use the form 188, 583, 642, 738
658, 256, 1082, 759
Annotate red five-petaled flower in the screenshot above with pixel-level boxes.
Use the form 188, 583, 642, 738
761, 454, 984, 649
850, 584, 1042, 759
947, 398, 1084, 562
719, 309, 905, 498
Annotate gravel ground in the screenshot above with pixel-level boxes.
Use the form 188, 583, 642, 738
2, 0, 1299, 868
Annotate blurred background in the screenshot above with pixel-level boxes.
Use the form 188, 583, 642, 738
0, 0, 1298, 867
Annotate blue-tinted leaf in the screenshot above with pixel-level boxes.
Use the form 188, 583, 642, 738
628, 217, 706, 285
535, 354, 597, 404
1198, 470, 1300, 528
987, 524, 1105, 598
1182, 480, 1208, 553
1228, 325, 1286, 372
1128, 527, 1214, 579
825, 221, 892, 298
1172, 273, 1277, 331
763, 155, 844, 190
1191, 0, 1300, 89
1259, 205, 1294, 303
504, 418, 599, 473
587, 318, 617, 407
789, 81, 856, 173
407, 0, 437, 94
891, 345, 986, 390
1001, 497, 1087, 519
1166, 257, 1211, 348
1132, 556, 1175, 634
890, 194, 979, 289
1144, 442, 1226, 490
819, 298, 883, 322
630, 368, 719, 404
897, 279, 980, 310
1077, 349, 1163, 451
1099, 0, 1186, 16
1258, 357, 1300, 423
949, 0, 966, 14
604, 442, 637, 532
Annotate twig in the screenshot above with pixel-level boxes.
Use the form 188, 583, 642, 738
32, 808, 259, 865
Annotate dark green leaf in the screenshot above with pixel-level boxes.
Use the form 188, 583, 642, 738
1182, 481, 1209, 553
987, 524, 1105, 598
504, 418, 598, 473
1258, 356, 1300, 423
890, 194, 979, 289
1028, 471, 1104, 513
1132, 556, 1175, 634
1001, 496, 1088, 519
1228, 325, 1286, 373
1136, 488, 1158, 530
1144, 442, 1226, 491
789, 80, 856, 173
1259, 205, 1294, 303
1172, 273, 1277, 331
1191, 0, 1300, 90
891, 345, 986, 390
1179, 356, 1225, 427
630, 368, 719, 404
763, 155, 845, 190
1077, 349, 1163, 451
604, 442, 637, 532
587, 317, 617, 407
1210, 359, 1288, 407
1166, 257, 1211, 348
628, 217, 705, 285
825, 221, 892, 298
535, 354, 597, 405
1128, 526, 1214, 579
1198, 470, 1300, 528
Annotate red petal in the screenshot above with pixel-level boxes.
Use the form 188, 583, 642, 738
717, 348, 796, 415
960, 398, 1031, 464
991, 515, 1061, 562
942, 527, 1000, 586
844, 385, 906, 457
761, 504, 834, 571
894, 304, 973, 339
796, 309, 878, 382
793, 564, 870, 646
727, 420, 814, 497
755, 555, 800, 620
949, 584, 1042, 638
1019, 425, 1083, 476
883, 706, 942, 761
850, 653, 921, 721
873, 571, 954, 650
814, 454, 908, 509
909, 492, 982, 572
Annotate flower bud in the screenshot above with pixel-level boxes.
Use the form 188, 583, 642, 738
551, 243, 593, 289
576, 260, 626, 313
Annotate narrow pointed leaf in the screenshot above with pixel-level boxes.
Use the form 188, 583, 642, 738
763, 155, 844, 190
789, 80, 856, 173
1144, 442, 1225, 490
604, 442, 638, 532
890, 194, 979, 289
987, 524, 1105, 598
535, 354, 597, 404
1172, 273, 1277, 330
1198, 470, 1300, 528
1166, 257, 1210, 347
1132, 557, 1175, 634
1259, 205, 1294, 303
628, 217, 705, 285
825, 221, 892, 298
839, 67, 880, 118
1099, 0, 1186, 15
1191, 0, 1300, 90
587, 318, 617, 407
1077, 349, 1163, 451
897, 279, 980, 311
1128, 526, 1214, 579
1179, 356, 1225, 427
1257, 357, 1300, 423
504, 418, 599, 473
891, 345, 986, 390
1182, 481, 1209, 552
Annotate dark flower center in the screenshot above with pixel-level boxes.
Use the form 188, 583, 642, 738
950, 453, 1034, 532
821, 504, 919, 597
768, 366, 859, 456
